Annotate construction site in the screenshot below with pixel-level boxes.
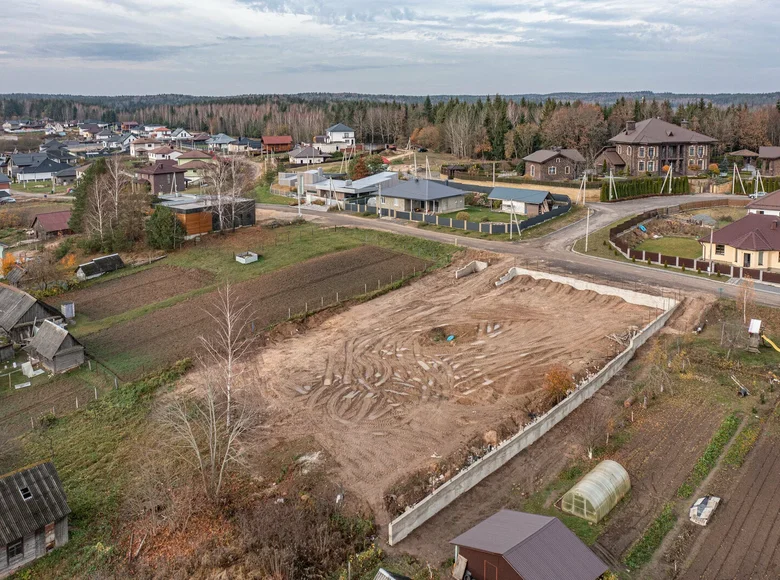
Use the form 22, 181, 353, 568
230, 253, 668, 529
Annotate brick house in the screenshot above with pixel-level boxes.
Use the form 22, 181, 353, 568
136, 161, 186, 194
596, 119, 717, 176
759, 147, 780, 176
523, 148, 585, 181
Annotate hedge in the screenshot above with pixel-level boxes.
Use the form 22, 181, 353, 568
743, 177, 780, 195
600, 176, 690, 201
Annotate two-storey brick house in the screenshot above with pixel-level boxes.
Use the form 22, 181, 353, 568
595, 119, 717, 176
522, 148, 585, 181
759, 147, 780, 176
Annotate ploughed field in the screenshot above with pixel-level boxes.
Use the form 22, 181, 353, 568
237, 258, 657, 517
72, 247, 429, 378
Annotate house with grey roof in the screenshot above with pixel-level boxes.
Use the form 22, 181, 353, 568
206, 133, 236, 152
489, 187, 554, 216
16, 159, 73, 184
75, 254, 125, 281
759, 146, 780, 177
311, 123, 356, 154
289, 146, 331, 165
597, 118, 716, 176
25, 319, 84, 373
523, 148, 585, 181
0, 462, 71, 578
377, 178, 466, 214
450, 510, 607, 580
0, 285, 64, 343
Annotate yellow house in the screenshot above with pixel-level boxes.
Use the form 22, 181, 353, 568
700, 213, 780, 270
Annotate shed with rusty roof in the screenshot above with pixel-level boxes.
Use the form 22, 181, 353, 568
30, 210, 72, 239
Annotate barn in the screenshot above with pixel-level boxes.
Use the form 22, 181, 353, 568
30, 211, 73, 239
75, 254, 125, 281
0, 285, 64, 343
25, 319, 85, 373
0, 462, 70, 578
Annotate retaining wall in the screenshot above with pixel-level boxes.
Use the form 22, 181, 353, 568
387, 269, 677, 545
455, 260, 488, 279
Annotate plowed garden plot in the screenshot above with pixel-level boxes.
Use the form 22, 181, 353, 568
228, 260, 656, 518
681, 423, 780, 579
596, 399, 726, 558
48, 266, 214, 320
83, 247, 429, 379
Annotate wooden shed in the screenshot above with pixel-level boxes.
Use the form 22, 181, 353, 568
0, 462, 70, 578
25, 320, 84, 373
0, 285, 64, 344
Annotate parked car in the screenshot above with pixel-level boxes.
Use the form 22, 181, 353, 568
749, 191, 767, 199
0, 197, 16, 204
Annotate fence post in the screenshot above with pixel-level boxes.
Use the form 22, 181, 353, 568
94, 387, 98, 400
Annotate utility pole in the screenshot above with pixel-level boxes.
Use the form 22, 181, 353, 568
492, 161, 496, 186
708, 225, 714, 274
585, 206, 591, 252
297, 175, 302, 216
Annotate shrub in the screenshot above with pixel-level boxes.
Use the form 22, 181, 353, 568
455, 211, 470, 221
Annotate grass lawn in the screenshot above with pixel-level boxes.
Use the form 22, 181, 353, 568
439, 205, 514, 223
635, 236, 704, 260
252, 183, 294, 205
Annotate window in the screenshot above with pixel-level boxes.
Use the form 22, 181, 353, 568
699, 159, 705, 169
716, 244, 725, 256
627, 146, 632, 156
7, 538, 23, 563
689, 145, 695, 156
759, 251, 764, 266
638, 161, 645, 171
565, 165, 571, 174
548, 166, 556, 175
617, 145, 622, 154
380, 196, 386, 204
638, 146, 645, 158
530, 165, 535, 177
648, 147, 655, 158
393, 198, 398, 207
698, 145, 704, 157
647, 161, 654, 172
19, 486, 32, 501
556, 157, 561, 163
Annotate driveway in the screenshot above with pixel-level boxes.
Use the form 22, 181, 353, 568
10, 188, 75, 201
258, 193, 780, 307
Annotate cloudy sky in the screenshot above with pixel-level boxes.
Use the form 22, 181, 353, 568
3, 0, 778, 96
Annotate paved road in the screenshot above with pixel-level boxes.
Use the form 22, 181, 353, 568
258, 195, 780, 307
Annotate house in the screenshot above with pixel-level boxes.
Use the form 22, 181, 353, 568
450, 510, 607, 580
0, 174, 9, 193
95, 129, 114, 142
75, 254, 125, 281
136, 161, 187, 194
228, 137, 263, 154
40, 139, 66, 153
44, 122, 65, 135
54, 166, 77, 186
16, 159, 73, 184
157, 193, 256, 237
312, 123, 355, 153
488, 187, 554, 216
699, 213, 780, 269
262, 135, 294, 153
206, 133, 235, 152
44, 148, 77, 165
289, 146, 331, 165
74, 164, 92, 182
121, 121, 139, 132
747, 189, 780, 216
523, 148, 585, 181
306, 170, 399, 201
759, 147, 780, 176
147, 146, 183, 162
170, 128, 193, 142
0, 285, 64, 343
25, 320, 84, 373
176, 150, 214, 165
103, 132, 136, 151
150, 127, 172, 140
377, 178, 466, 213
596, 119, 717, 176
78, 123, 101, 139
129, 138, 162, 157
31, 210, 73, 239
0, 462, 71, 578
185, 132, 211, 149
7, 154, 48, 179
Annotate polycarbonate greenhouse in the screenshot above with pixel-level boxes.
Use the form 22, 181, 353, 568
561, 460, 630, 523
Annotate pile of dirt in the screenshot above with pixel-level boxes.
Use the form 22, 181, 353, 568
620, 218, 708, 248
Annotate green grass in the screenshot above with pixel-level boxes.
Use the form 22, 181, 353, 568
252, 183, 294, 205
10, 362, 190, 579
635, 237, 704, 260
623, 503, 677, 570
676, 412, 741, 498
723, 420, 761, 467
439, 206, 513, 223
521, 204, 587, 240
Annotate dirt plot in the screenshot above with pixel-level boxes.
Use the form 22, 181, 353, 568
84, 247, 428, 378
48, 266, 214, 320
244, 258, 656, 520
596, 397, 726, 559
680, 422, 780, 579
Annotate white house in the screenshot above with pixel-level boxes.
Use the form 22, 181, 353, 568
312, 123, 355, 154
746, 189, 780, 216
289, 146, 331, 165
170, 128, 193, 141
147, 147, 183, 162
206, 133, 235, 152
16, 159, 73, 183
45, 122, 65, 135
130, 139, 162, 157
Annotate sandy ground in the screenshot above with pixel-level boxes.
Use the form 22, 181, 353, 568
241, 254, 656, 519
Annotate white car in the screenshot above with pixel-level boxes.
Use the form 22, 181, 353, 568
749, 191, 767, 200
690, 496, 721, 526
0, 197, 16, 204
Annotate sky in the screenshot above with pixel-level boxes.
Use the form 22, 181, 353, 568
3, 0, 779, 96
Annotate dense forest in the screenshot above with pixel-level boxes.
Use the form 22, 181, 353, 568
2, 93, 780, 163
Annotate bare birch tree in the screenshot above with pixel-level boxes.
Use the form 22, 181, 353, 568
105, 155, 131, 221
86, 173, 113, 244
199, 284, 255, 427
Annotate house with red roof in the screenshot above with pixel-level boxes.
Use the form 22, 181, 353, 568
31, 211, 72, 239
262, 135, 293, 153
700, 212, 780, 269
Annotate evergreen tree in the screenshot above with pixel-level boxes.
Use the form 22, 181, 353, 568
146, 206, 184, 250
423, 96, 434, 123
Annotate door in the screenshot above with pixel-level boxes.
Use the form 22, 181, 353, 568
744, 253, 751, 268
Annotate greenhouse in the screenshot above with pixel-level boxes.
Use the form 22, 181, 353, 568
561, 460, 631, 523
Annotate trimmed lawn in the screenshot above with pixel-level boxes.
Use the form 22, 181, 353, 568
635, 236, 703, 260
253, 183, 294, 205
439, 205, 514, 223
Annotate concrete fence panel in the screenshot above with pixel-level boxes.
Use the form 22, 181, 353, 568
388, 270, 677, 545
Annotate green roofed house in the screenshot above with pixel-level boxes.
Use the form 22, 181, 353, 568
489, 187, 554, 216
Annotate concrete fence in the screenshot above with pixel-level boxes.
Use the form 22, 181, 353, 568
455, 260, 488, 279
387, 269, 678, 545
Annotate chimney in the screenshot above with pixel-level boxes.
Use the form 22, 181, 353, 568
681, 119, 689, 129
773, 221, 778, 230
625, 120, 636, 133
